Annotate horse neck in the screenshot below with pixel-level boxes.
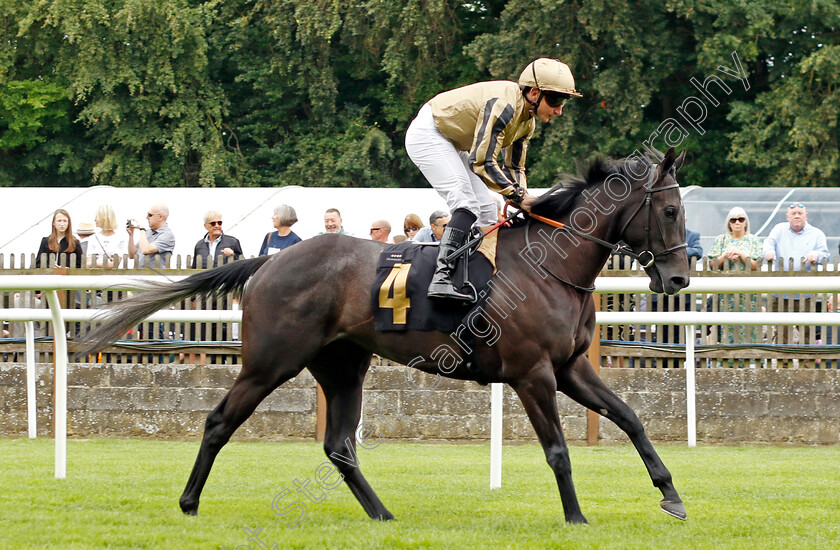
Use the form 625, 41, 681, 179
497, 177, 650, 288
498, 212, 614, 291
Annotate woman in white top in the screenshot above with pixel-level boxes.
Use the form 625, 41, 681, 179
86, 205, 129, 268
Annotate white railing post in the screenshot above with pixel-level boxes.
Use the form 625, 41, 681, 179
45, 291, 67, 479
685, 325, 696, 448
490, 383, 503, 489
25, 321, 37, 439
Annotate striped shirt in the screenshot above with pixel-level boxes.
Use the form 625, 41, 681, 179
428, 81, 535, 196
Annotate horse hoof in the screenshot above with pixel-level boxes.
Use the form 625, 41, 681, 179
566, 514, 588, 525
660, 499, 686, 520
376, 512, 395, 521
180, 499, 199, 516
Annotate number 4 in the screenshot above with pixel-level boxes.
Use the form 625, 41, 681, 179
379, 263, 412, 324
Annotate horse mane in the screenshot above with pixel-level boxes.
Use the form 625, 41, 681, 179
529, 156, 648, 219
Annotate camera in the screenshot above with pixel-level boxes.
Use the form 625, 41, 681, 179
126, 219, 136, 229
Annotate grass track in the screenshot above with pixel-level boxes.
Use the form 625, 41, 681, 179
1, 438, 838, 549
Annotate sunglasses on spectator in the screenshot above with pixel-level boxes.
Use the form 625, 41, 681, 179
788, 203, 805, 209
404, 226, 420, 233
207, 221, 222, 226
370, 227, 382, 232
729, 217, 746, 223
543, 91, 571, 109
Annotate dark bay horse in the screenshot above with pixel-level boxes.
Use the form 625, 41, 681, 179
81, 147, 690, 524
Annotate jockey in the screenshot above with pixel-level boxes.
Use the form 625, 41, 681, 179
405, 58, 582, 302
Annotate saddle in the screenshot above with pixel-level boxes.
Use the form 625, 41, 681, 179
371, 238, 495, 333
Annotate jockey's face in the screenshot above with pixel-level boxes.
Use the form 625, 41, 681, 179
527, 88, 564, 123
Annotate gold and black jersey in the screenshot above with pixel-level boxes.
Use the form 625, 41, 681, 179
428, 80, 535, 196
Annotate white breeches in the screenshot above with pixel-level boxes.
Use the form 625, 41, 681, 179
405, 104, 499, 226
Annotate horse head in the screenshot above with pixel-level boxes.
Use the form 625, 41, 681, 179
526, 147, 690, 295
616, 147, 690, 294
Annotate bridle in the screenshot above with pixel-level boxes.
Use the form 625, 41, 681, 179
523, 177, 687, 293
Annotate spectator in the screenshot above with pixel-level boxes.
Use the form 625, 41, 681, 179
762, 202, 829, 269
369, 219, 391, 243
192, 211, 243, 268
259, 204, 302, 256
413, 211, 450, 243
762, 202, 830, 350
320, 208, 352, 235
707, 206, 763, 363
709, 207, 762, 271
393, 235, 408, 243
403, 214, 425, 241
35, 209, 82, 268
86, 205, 129, 268
128, 203, 175, 269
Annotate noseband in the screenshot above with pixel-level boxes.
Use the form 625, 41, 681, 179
525, 180, 687, 292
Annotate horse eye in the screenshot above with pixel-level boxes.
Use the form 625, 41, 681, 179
664, 207, 678, 219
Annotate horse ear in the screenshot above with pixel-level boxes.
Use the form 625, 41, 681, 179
651, 147, 676, 185
674, 150, 686, 172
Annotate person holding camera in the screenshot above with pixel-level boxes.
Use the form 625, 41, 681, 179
127, 203, 176, 269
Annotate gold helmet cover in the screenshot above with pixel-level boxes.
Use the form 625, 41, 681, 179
518, 58, 583, 98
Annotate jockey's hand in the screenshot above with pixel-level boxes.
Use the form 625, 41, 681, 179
520, 192, 537, 212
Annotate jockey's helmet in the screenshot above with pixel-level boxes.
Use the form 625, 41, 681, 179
518, 58, 583, 98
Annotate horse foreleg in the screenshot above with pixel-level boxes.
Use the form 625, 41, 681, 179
511, 363, 587, 524
557, 354, 686, 520
179, 374, 284, 515
310, 346, 394, 521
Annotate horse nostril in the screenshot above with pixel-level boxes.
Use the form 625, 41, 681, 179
670, 276, 688, 290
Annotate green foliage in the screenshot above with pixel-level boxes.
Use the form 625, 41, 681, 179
0, 0, 838, 188
0, 79, 68, 149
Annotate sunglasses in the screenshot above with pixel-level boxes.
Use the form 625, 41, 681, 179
370, 227, 382, 232
543, 91, 571, 109
207, 221, 222, 226
147, 213, 156, 218
788, 203, 805, 209
404, 226, 420, 233
729, 217, 746, 223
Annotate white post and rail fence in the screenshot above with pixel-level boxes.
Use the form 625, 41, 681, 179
2, 275, 839, 486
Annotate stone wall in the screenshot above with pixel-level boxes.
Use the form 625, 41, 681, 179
1, 359, 838, 444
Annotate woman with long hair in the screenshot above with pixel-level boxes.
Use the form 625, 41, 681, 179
35, 209, 81, 268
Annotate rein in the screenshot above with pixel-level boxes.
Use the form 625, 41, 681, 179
521, 181, 688, 293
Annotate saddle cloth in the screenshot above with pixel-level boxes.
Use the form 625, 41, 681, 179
372, 240, 494, 332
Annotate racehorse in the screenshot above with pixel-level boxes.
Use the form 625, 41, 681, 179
80, 147, 690, 524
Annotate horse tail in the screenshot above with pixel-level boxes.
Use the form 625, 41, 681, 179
76, 255, 272, 357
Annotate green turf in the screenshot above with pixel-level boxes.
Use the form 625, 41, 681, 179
1, 438, 838, 549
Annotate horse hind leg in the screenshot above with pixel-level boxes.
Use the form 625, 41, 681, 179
309, 341, 394, 521
557, 354, 686, 520
179, 364, 304, 515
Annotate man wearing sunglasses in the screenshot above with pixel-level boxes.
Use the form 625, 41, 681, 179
405, 58, 582, 301
127, 203, 176, 269
192, 210, 243, 269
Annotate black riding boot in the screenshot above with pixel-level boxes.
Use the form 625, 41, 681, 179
428, 208, 477, 303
